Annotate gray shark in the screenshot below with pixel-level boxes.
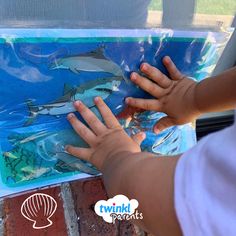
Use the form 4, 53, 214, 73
49, 47, 124, 77
25, 76, 123, 126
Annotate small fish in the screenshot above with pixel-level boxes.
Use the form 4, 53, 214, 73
14, 131, 47, 145
49, 46, 124, 78
3, 135, 42, 183
3, 151, 17, 159
25, 76, 123, 126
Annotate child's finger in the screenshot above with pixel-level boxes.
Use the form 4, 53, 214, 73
131, 132, 146, 146
74, 100, 106, 135
153, 116, 175, 133
140, 63, 172, 89
67, 113, 97, 146
130, 72, 164, 97
125, 98, 162, 111
94, 97, 121, 129
65, 145, 92, 163
163, 56, 183, 81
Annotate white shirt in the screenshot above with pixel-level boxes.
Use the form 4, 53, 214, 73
175, 112, 236, 236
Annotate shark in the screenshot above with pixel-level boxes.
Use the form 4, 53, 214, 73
25, 76, 123, 126
49, 46, 125, 78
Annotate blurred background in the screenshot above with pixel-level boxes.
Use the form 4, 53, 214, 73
0, 0, 235, 29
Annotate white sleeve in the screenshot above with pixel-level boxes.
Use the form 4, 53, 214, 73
174, 117, 236, 236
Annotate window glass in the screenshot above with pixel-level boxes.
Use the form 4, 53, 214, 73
148, 0, 236, 29
0, 1, 235, 30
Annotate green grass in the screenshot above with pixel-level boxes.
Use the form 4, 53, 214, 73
149, 0, 236, 15
149, 1, 162, 12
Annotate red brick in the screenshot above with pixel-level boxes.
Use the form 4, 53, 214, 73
118, 221, 138, 236
70, 177, 116, 236
70, 176, 138, 236
3, 186, 67, 236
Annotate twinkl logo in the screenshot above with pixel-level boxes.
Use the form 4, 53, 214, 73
95, 195, 143, 224
100, 203, 131, 214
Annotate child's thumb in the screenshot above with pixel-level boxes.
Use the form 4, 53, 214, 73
154, 116, 175, 134
132, 132, 146, 146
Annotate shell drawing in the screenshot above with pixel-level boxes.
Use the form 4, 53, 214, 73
21, 193, 57, 229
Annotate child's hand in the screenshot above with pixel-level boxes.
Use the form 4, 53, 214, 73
66, 98, 146, 171
125, 56, 201, 133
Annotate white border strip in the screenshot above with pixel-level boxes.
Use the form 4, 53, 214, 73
0, 28, 225, 39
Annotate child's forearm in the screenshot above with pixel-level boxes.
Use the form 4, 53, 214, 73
195, 66, 236, 114
102, 152, 182, 236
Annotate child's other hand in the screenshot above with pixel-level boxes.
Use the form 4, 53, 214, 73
66, 98, 145, 171
126, 56, 201, 133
